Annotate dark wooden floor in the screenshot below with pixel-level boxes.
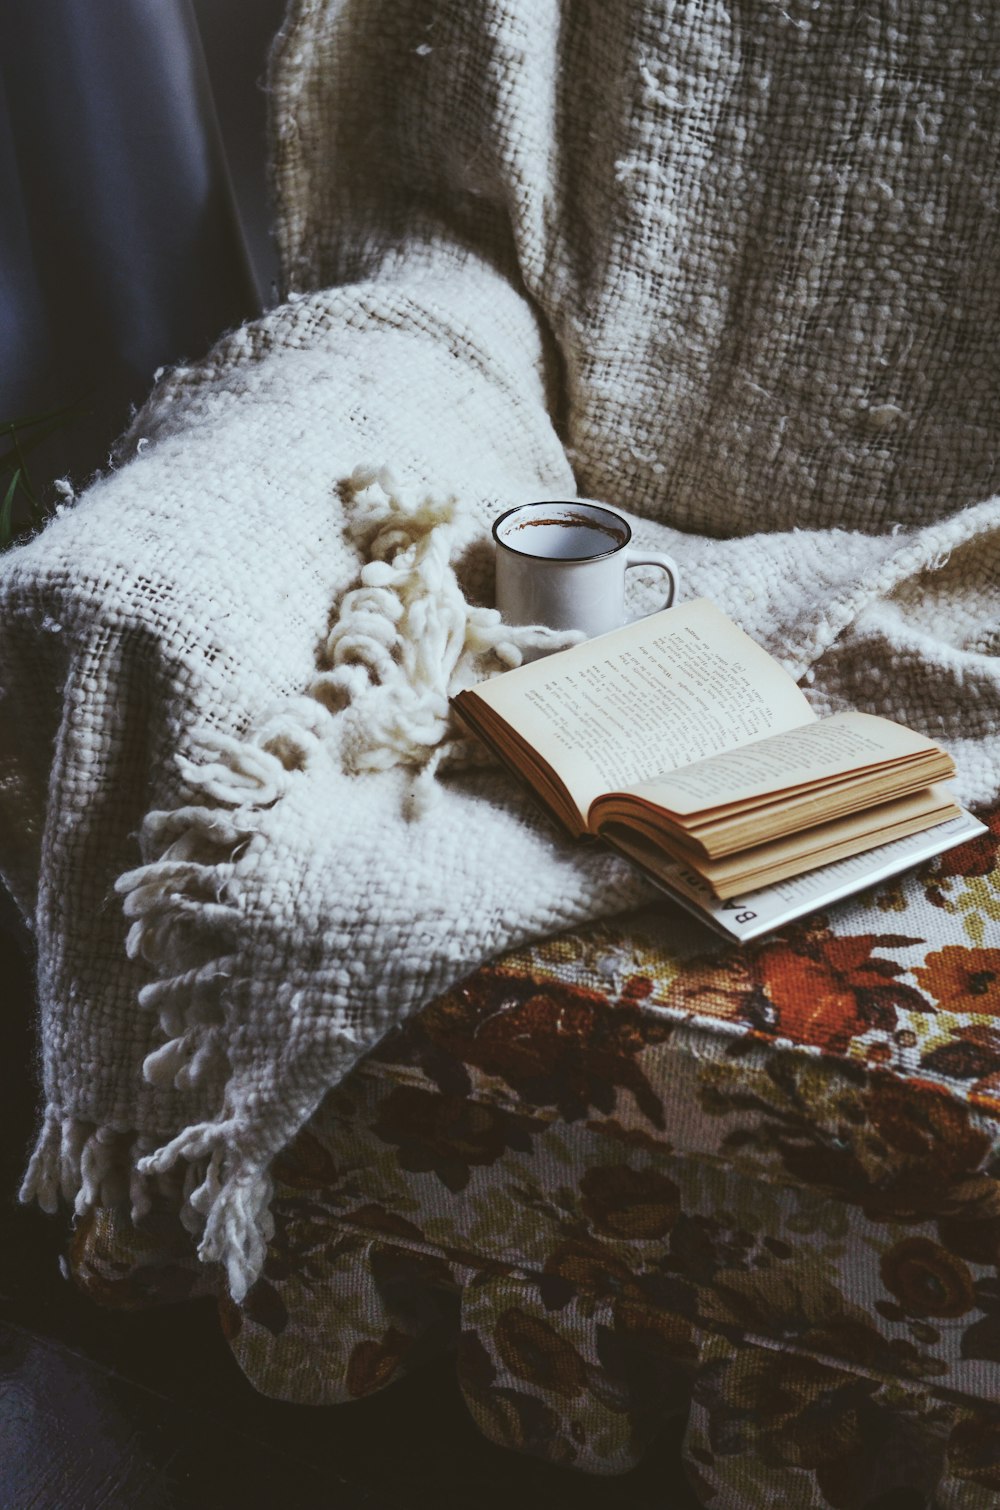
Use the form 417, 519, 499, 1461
0, 897, 700, 1509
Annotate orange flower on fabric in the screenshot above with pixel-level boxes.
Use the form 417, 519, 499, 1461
494, 1308, 590, 1396
579, 1164, 681, 1240
948, 1414, 1000, 1490
913, 947, 1000, 1016
371, 1084, 534, 1190
416, 967, 674, 1126
661, 955, 755, 1022
345, 1327, 415, 1396
932, 806, 1000, 881
751, 930, 927, 1054
879, 1236, 976, 1318
541, 1238, 649, 1307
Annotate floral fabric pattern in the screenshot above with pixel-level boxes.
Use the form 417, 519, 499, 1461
73, 808, 1000, 1506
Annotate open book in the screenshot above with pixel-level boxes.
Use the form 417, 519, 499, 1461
453, 599, 984, 929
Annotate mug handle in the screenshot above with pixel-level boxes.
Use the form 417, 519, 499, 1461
625, 551, 680, 610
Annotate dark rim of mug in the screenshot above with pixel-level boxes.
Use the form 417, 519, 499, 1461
492, 501, 632, 563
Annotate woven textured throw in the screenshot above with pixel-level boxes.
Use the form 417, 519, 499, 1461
2, 0, 999, 1299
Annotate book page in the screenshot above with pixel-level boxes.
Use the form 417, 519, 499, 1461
689, 786, 957, 888
602, 786, 959, 898
605, 811, 986, 943
621, 711, 949, 818
468, 599, 813, 821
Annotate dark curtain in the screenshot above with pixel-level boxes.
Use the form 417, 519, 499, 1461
0, 0, 282, 497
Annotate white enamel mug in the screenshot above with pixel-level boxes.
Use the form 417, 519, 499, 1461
493, 499, 681, 636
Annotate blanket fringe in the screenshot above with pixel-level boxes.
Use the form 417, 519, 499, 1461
98, 465, 577, 1301
20, 1109, 163, 1225
20, 1106, 275, 1298
309, 464, 578, 794
137, 1124, 275, 1295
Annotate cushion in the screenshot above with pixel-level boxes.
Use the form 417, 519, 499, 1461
72, 808, 1000, 1502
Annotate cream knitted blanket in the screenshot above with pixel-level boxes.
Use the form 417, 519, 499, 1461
2, 0, 1000, 1300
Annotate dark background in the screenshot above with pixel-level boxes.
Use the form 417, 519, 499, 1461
0, 5, 698, 1502
0, 902, 697, 1507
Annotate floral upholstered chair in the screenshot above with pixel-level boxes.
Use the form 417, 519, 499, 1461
74, 809, 1000, 1507
7, 3, 1000, 1508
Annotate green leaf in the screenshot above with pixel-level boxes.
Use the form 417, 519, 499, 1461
0, 397, 89, 542
0, 412, 74, 474
1, 398, 88, 431
0, 468, 22, 549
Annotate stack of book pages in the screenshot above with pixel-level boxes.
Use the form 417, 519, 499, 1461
454, 598, 984, 940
